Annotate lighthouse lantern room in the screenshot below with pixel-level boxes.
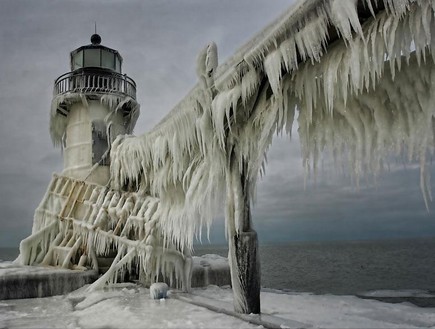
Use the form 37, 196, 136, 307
50, 33, 139, 185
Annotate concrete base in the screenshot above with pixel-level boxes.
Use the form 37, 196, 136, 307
1, 254, 230, 300
0, 262, 98, 300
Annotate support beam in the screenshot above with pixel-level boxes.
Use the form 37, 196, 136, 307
233, 231, 260, 314
226, 151, 261, 314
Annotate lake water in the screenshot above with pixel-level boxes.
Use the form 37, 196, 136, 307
0, 247, 19, 262
2, 237, 435, 296
194, 237, 435, 295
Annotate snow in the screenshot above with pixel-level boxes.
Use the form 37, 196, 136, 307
360, 289, 435, 298
0, 262, 73, 277
1, 285, 434, 329
193, 254, 229, 270
259, 289, 435, 329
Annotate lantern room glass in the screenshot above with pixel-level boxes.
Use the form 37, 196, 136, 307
102, 51, 116, 70
70, 46, 122, 73
72, 51, 83, 70
115, 57, 121, 72
84, 48, 100, 67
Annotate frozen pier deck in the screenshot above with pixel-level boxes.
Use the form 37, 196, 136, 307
2, 284, 435, 328
1, 254, 230, 300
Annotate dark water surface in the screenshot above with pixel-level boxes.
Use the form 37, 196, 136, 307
0, 247, 19, 262
194, 237, 435, 295
2, 238, 434, 295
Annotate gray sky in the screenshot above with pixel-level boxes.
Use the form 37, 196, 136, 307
0, 0, 434, 248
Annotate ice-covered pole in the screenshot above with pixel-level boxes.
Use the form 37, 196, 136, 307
197, 42, 261, 313
226, 149, 261, 314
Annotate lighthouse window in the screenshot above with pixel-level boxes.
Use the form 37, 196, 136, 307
84, 48, 101, 67
73, 51, 83, 70
91, 120, 109, 166
102, 51, 115, 70
115, 57, 121, 73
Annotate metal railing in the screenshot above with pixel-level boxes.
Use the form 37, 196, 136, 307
54, 70, 136, 100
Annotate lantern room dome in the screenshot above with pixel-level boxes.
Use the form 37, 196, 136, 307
90, 33, 102, 45
70, 34, 123, 73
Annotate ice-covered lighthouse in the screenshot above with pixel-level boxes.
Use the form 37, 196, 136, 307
50, 33, 139, 184
17, 34, 193, 293
15, 0, 434, 314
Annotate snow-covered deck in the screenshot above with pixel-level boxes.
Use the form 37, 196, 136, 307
1, 284, 434, 329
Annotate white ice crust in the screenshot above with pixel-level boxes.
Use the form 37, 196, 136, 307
18, 0, 435, 311
1, 285, 435, 328
108, 0, 435, 309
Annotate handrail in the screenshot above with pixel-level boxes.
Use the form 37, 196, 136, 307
54, 70, 136, 100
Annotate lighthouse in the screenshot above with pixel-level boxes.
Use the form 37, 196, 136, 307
50, 33, 139, 185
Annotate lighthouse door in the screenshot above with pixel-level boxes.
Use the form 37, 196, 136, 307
91, 120, 109, 166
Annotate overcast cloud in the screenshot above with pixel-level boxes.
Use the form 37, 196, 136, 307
0, 0, 434, 247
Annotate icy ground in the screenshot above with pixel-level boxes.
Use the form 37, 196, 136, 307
1, 284, 434, 329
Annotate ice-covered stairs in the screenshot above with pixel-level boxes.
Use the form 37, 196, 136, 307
18, 174, 192, 292
96, 250, 117, 274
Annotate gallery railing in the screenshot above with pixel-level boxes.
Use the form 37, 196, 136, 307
54, 70, 136, 100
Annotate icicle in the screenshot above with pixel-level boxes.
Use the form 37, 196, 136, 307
264, 50, 283, 95
329, 0, 363, 41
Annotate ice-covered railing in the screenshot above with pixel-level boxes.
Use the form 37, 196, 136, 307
18, 174, 192, 291
19, 222, 59, 266
111, 0, 435, 247
110, 0, 434, 312
54, 70, 136, 100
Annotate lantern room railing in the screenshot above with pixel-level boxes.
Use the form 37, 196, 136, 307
54, 70, 136, 100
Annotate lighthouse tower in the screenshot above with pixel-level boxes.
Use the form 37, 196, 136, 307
50, 33, 139, 185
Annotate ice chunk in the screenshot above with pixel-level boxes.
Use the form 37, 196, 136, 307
150, 282, 169, 300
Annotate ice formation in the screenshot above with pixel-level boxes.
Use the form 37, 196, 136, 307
49, 93, 140, 148
150, 282, 169, 299
109, 0, 435, 312
18, 0, 435, 314
18, 174, 192, 292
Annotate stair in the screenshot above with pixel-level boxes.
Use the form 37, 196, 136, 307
96, 250, 117, 274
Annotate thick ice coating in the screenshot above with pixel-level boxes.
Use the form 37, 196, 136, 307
18, 0, 435, 311
18, 175, 193, 292
109, 0, 435, 309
